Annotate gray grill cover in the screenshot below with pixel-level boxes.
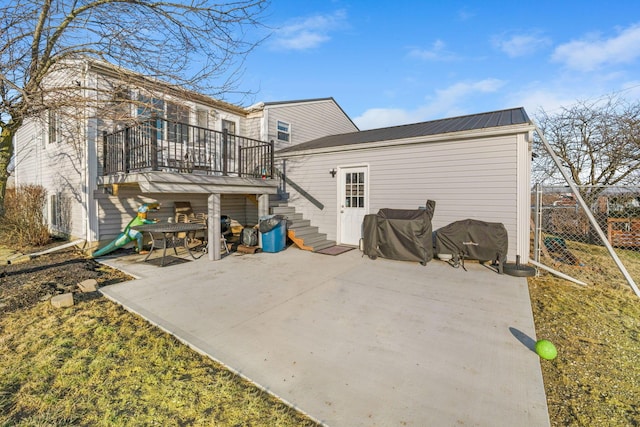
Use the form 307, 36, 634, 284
362, 200, 435, 265
434, 219, 508, 270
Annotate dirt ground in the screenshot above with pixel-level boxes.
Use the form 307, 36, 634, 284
0, 245, 132, 315
1, 244, 639, 426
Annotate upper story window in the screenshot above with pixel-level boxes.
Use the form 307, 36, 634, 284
167, 102, 190, 144
48, 110, 59, 144
137, 95, 164, 139
137, 95, 164, 118
277, 120, 290, 142
222, 119, 236, 135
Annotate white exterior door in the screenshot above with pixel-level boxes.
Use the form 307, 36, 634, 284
339, 166, 368, 245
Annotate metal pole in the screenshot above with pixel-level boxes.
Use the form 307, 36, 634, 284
534, 125, 640, 298
534, 183, 541, 263
529, 260, 588, 286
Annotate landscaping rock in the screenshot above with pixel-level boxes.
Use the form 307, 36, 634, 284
39, 293, 54, 302
78, 279, 98, 293
51, 293, 74, 308
56, 283, 75, 292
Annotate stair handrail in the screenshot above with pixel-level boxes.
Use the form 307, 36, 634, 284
274, 167, 324, 210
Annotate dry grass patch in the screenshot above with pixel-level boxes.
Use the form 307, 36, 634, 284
0, 296, 319, 426
529, 240, 640, 426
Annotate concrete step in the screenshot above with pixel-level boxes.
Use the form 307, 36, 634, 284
289, 225, 319, 237
283, 212, 304, 221
311, 240, 336, 251
269, 203, 335, 252
272, 206, 296, 215
300, 233, 329, 246
287, 218, 310, 228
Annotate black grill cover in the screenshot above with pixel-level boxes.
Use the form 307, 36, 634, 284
434, 219, 508, 271
362, 200, 435, 265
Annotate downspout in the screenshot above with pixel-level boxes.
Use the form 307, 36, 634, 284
535, 125, 640, 298
82, 61, 89, 244
82, 60, 97, 246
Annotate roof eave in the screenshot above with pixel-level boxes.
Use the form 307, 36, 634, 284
276, 122, 535, 158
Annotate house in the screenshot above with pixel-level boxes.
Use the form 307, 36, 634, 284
11, 58, 356, 259
275, 108, 535, 262
246, 98, 359, 151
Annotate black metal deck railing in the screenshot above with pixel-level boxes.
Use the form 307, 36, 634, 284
102, 117, 274, 178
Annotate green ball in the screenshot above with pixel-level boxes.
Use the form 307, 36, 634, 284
535, 339, 558, 360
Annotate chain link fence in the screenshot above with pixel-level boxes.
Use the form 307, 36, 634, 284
531, 185, 640, 291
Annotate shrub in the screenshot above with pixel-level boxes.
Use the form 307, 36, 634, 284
0, 185, 51, 248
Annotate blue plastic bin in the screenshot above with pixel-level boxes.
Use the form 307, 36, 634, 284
261, 219, 286, 253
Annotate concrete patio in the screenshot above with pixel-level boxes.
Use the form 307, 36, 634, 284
99, 246, 550, 427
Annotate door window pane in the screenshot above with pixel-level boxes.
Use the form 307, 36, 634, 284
344, 171, 365, 208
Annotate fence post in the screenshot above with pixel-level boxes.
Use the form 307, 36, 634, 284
270, 140, 275, 179
534, 183, 542, 262
124, 126, 130, 173
102, 131, 108, 174
222, 129, 228, 176
280, 158, 286, 195
535, 125, 640, 298
151, 115, 158, 171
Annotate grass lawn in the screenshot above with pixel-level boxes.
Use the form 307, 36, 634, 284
0, 246, 319, 427
1, 240, 639, 426
528, 239, 640, 426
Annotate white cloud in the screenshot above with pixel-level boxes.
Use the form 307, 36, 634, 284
353, 108, 417, 130
353, 78, 506, 130
512, 87, 578, 118
493, 33, 551, 57
552, 23, 640, 71
408, 40, 457, 61
271, 10, 347, 51
434, 78, 505, 102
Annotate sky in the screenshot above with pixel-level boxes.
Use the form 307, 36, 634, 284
229, 0, 640, 130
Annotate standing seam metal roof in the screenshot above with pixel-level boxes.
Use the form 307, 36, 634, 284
277, 107, 530, 154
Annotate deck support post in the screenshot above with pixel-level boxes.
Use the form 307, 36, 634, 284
208, 193, 221, 261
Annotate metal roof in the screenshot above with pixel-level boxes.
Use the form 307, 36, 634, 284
277, 107, 530, 154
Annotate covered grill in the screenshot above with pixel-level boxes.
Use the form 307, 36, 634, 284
362, 200, 435, 265
434, 219, 508, 273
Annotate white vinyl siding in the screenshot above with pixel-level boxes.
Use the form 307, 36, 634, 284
265, 99, 358, 150
278, 132, 529, 261
95, 186, 260, 243
14, 114, 87, 240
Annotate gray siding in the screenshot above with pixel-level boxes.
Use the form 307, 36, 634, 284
266, 100, 358, 151
95, 186, 259, 242
278, 133, 528, 261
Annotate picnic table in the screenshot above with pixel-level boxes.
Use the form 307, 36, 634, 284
132, 222, 207, 266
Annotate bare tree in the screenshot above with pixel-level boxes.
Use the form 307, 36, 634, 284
0, 0, 269, 215
533, 96, 640, 205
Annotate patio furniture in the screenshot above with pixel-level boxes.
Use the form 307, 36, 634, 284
132, 222, 207, 266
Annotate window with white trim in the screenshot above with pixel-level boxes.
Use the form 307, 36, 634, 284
167, 102, 190, 144
49, 193, 61, 227
277, 120, 290, 142
48, 110, 59, 144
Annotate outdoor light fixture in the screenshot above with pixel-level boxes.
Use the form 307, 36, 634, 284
329, 168, 337, 178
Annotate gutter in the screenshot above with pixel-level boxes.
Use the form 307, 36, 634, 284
276, 123, 536, 158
